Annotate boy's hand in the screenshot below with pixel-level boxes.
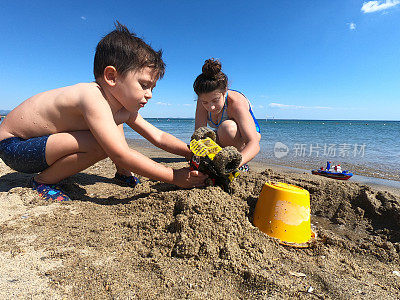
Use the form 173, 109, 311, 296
173, 168, 208, 188
185, 151, 194, 162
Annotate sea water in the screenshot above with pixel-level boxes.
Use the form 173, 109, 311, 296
124, 119, 400, 181
1, 116, 398, 181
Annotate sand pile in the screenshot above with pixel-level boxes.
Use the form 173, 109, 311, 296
1, 154, 400, 299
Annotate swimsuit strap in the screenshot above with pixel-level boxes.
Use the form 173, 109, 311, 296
208, 91, 228, 127
231, 89, 261, 133
229, 89, 244, 96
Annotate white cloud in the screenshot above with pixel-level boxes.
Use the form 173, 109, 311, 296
80, 16, 87, 20
268, 103, 333, 110
349, 22, 356, 30
156, 101, 172, 106
182, 103, 194, 107
361, 0, 400, 13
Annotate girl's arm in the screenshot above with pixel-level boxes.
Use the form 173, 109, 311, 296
194, 99, 208, 130
228, 93, 261, 166
126, 113, 192, 160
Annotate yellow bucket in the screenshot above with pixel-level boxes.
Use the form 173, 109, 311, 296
253, 182, 314, 246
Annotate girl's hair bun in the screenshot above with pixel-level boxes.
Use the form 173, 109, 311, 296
202, 58, 222, 79
193, 57, 227, 95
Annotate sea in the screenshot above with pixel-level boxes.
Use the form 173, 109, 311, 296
123, 119, 400, 182
1, 116, 399, 183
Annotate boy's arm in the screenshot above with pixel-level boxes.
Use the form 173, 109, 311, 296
126, 113, 192, 160
81, 97, 205, 187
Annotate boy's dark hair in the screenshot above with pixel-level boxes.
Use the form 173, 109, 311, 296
193, 58, 228, 95
94, 21, 165, 80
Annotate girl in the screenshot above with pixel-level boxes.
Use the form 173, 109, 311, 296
194, 59, 261, 171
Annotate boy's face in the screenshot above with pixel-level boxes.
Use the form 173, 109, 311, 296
114, 67, 157, 113
199, 91, 226, 114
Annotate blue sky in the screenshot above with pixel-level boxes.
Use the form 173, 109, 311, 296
1, 0, 399, 120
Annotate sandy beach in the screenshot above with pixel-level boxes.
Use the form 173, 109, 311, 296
1, 140, 400, 299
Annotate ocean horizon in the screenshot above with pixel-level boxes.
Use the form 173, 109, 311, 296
1, 111, 400, 122
1, 116, 399, 182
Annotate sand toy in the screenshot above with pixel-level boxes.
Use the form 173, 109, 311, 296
189, 127, 242, 193
253, 181, 315, 247
311, 161, 353, 180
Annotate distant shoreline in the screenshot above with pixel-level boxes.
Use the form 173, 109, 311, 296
0, 111, 399, 121
0, 110, 11, 116
138, 118, 400, 122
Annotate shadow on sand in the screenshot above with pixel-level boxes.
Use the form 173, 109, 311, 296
0, 171, 180, 206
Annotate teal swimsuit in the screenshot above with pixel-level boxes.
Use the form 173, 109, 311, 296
207, 90, 261, 133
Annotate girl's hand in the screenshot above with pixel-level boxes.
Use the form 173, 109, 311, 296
173, 168, 208, 188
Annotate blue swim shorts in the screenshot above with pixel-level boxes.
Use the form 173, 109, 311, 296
0, 135, 50, 173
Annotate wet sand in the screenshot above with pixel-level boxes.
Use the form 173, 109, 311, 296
252, 156, 400, 182
0, 141, 400, 299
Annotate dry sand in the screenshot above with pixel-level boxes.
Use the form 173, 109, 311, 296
1, 141, 400, 299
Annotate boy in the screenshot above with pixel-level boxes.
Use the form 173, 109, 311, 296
0, 22, 207, 201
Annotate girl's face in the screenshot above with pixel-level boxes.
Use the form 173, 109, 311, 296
198, 91, 226, 114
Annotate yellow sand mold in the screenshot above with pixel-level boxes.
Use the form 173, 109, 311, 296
253, 182, 313, 245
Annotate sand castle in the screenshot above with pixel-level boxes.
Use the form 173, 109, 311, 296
189, 127, 242, 192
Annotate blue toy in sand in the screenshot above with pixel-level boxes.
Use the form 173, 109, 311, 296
311, 161, 353, 180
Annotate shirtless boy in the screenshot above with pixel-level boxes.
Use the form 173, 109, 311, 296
0, 22, 206, 201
